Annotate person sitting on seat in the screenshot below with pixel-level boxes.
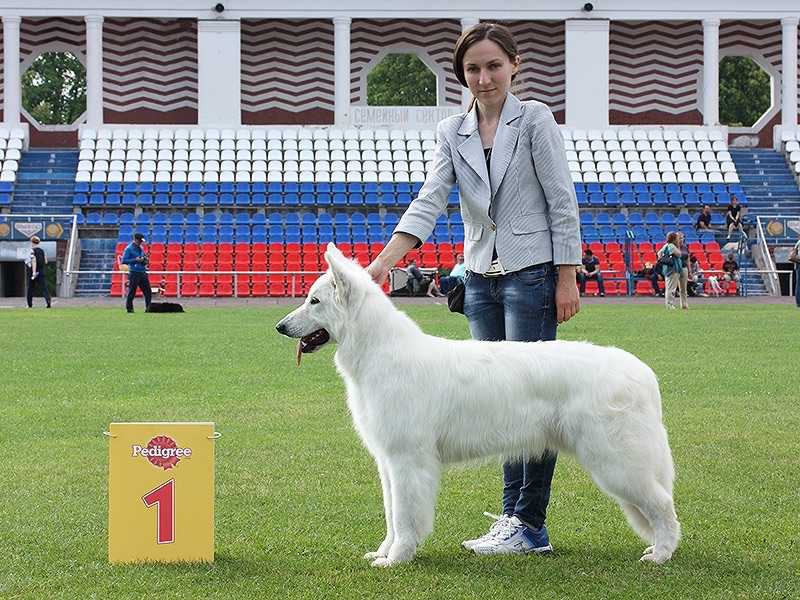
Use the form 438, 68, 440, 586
635, 261, 662, 296
439, 253, 466, 295
406, 259, 443, 297
577, 249, 605, 297
695, 205, 714, 231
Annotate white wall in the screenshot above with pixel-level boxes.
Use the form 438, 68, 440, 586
197, 19, 240, 126
565, 19, 609, 128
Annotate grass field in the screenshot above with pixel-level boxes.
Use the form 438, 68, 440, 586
1, 302, 797, 599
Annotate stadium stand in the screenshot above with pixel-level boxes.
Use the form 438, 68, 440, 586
780, 129, 800, 185
0, 127, 26, 206
69, 125, 746, 298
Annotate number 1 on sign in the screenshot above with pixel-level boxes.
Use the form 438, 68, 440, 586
142, 479, 175, 544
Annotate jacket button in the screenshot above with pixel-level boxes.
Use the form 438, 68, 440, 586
490, 223, 496, 231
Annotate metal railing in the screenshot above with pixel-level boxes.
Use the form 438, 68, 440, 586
754, 215, 794, 296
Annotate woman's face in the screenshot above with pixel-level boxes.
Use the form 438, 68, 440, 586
462, 39, 519, 112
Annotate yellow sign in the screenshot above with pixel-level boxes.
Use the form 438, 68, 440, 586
108, 422, 216, 563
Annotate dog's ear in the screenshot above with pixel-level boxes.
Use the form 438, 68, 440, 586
324, 243, 353, 305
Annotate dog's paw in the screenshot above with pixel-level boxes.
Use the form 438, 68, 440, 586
363, 551, 386, 561
639, 548, 671, 564
370, 556, 394, 568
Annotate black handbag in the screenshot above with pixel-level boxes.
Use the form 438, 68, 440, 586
447, 281, 465, 314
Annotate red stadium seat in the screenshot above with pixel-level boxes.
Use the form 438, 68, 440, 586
199, 282, 215, 297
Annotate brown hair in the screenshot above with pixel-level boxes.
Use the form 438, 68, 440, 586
453, 22, 519, 89
665, 231, 679, 244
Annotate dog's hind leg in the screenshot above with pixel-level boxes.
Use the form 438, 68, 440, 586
364, 458, 394, 561
371, 454, 440, 568
597, 474, 680, 564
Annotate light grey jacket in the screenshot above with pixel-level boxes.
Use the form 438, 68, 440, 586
395, 92, 582, 274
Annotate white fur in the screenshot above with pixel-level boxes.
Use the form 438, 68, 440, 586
276, 243, 680, 567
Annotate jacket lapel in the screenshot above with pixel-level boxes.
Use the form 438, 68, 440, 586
456, 106, 490, 193
489, 93, 522, 198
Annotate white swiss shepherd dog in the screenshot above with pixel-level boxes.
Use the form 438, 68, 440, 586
276, 243, 680, 568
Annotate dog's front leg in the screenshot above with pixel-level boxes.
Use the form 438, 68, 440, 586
371, 454, 440, 568
364, 458, 394, 561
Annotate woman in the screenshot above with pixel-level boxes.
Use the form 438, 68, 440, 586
725, 195, 744, 239
676, 232, 689, 309
366, 23, 581, 556
658, 232, 683, 310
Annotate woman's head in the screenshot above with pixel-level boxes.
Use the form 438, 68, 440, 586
453, 23, 520, 110
666, 231, 679, 244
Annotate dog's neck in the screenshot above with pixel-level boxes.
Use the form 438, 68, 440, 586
334, 291, 422, 378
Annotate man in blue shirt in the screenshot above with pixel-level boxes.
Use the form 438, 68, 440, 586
121, 232, 151, 313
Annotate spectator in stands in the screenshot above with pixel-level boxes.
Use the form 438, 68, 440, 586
634, 261, 662, 296
406, 259, 443, 297
790, 239, 800, 307
577, 248, 605, 297
722, 253, 740, 287
26, 236, 51, 309
121, 232, 152, 313
695, 205, 714, 231
676, 232, 690, 309
658, 232, 683, 309
725, 196, 744, 239
365, 22, 580, 557
687, 254, 708, 297
439, 253, 466, 294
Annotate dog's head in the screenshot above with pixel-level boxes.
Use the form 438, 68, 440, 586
275, 243, 377, 364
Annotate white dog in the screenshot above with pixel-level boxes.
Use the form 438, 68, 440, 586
276, 243, 680, 567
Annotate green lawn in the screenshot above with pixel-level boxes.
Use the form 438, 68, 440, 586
1, 304, 797, 599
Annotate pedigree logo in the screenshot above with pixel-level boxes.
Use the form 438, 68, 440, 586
132, 435, 192, 471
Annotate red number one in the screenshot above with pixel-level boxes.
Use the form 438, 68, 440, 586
142, 479, 175, 544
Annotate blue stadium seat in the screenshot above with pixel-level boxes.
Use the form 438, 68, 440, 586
652, 193, 668, 207
220, 182, 235, 194
235, 193, 250, 207
252, 182, 267, 194
645, 212, 660, 225
252, 193, 266, 206
661, 213, 677, 227
203, 193, 219, 206
188, 182, 203, 193
350, 193, 364, 206
284, 193, 299, 206
300, 193, 315, 206
580, 213, 594, 226
73, 193, 88, 206
219, 212, 234, 226
89, 193, 104, 206
102, 212, 118, 226
235, 213, 250, 225
397, 193, 412, 206
219, 193, 234, 207
186, 213, 201, 225
576, 192, 588, 207
333, 214, 349, 226
267, 182, 282, 194
107, 193, 122, 206
203, 213, 217, 224
317, 193, 331, 206
154, 193, 170, 206
284, 182, 299, 194
119, 225, 133, 238
348, 183, 363, 194
171, 182, 186, 194
138, 182, 154, 194
155, 182, 170, 193
252, 224, 267, 237
74, 182, 89, 193
87, 212, 102, 225
596, 213, 611, 226
138, 194, 153, 207
378, 183, 394, 194
627, 212, 643, 225
284, 213, 300, 226
119, 213, 135, 225
620, 192, 636, 207
667, 193, 683, 207
677, 213, 693, 226
236, 183, 251, 194
332, 193, 348, 206
365, 193, 380, 206
90, 182, 105, 193
267, 193, 282, 206
204, 182, 219, 194
588, 193, 604, 206
172, 194, 186, 206
611, 212, 626, 226
187, 193, 202, 207
684, 192, 701, 207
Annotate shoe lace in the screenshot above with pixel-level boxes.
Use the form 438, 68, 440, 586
482, 512, 509, 537
491, 516, 521, 542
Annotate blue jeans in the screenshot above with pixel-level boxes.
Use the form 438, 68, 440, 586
463, 262, 558, 528
795, 265, 800, 307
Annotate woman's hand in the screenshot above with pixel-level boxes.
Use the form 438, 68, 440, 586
556, 266, 580, 324
366, 257, 391, 286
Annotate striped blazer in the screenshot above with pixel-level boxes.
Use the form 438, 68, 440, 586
395, 92, 582, 274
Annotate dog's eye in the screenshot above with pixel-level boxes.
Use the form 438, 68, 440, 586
309, 297, 320, 305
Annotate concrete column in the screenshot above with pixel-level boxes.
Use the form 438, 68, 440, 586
702, 18, 720, 126
565, 19, 609, 128
3, 16, 22, 124
85, 15, 104, 126
197, 19, 241, 125
460, 18, 480, 109
781, 17, 799, 127
333, 17, 351, 126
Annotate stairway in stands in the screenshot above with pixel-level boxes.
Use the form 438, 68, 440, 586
730, 149, 800, 295
74, 238, 117, 296
12, 150, 77, 215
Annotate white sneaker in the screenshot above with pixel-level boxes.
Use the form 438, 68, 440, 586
461, 512, 510, 551
470, 516, 553, 555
